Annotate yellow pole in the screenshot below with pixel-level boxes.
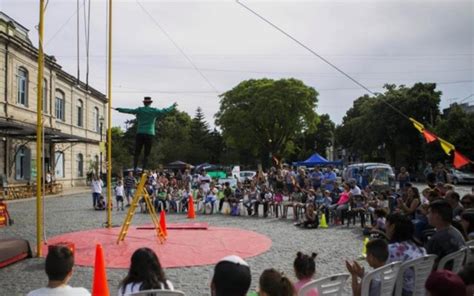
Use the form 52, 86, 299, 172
36, 0, 45, 256
106, 0, 113, 228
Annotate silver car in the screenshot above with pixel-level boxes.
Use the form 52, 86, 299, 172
448, 169, 474, 184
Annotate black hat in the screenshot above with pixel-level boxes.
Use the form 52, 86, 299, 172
143, 96, 153, 104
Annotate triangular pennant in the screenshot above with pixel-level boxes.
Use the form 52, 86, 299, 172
453, 151, 471, 169
438, 137, 455, 155
409, 117, 424, 133
422, 130, 437, 143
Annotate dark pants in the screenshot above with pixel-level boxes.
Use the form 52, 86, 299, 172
92, 192, 101, 207
134, 133, 153, 171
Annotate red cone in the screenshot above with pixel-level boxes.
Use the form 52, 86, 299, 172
159, 210, 168, 237
92, 244, 110, 296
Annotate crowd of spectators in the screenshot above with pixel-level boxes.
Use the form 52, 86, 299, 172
81, 164, 474, 295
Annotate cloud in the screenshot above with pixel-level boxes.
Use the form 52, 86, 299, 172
1, 0, 472, 129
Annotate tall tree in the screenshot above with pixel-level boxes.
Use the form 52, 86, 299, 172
292, 114, 335, 161
188, 107, 211, 164
335, 83, 442, 170
216, 78, 319, 167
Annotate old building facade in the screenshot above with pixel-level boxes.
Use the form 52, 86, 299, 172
0, 12, 107, 189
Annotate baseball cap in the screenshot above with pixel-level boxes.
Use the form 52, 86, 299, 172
212, 255, 251, 296
425, 270, 466, 296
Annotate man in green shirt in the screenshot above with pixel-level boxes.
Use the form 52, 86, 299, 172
115, 96, 175, 172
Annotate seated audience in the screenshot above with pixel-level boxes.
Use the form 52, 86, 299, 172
425, 200, 466, 269
293, 252, 319, 296
397, 187, 420, 219
27, 245, 90, 296
211, 255, 251, 296
425, 270, 466, 296
118, 248, 173, 295
461, 194, 473, 210
345, 239, 389, 296
385, 213, 426, 295
445, 190, 463, 221
258, 268, 295, 296
460, 209, 474, 240
458, 262, 474, 296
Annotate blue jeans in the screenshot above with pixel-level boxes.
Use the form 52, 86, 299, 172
92, 192, 101, 207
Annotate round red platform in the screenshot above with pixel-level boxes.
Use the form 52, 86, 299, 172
42, 226, 272, 269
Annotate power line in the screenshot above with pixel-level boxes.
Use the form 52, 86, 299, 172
459, 94, 474, 103
45, 3, 82, 47
136, 0, 220, 94
235, 0, 429, 121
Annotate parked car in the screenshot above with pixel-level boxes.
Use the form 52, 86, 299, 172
217, 178, 238, 189
233, 171, 257, 182
448, 169, 474, 184
343, 163, 396, 191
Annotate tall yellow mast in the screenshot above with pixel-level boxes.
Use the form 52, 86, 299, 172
36, 0, 45, 256
106, 0, 113, 228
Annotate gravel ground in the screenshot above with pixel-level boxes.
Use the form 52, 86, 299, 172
0, 183, 471, 296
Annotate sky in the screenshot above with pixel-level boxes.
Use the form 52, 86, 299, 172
1, 0, 473, 129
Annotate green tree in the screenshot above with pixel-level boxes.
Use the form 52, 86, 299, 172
216, 78, 319, 167
188, 107, 211, 164
292, 114, 335, 160
335, 83, 442, 170
435, 104, 474, 160
111, 126, 132, 176
156, 109, 193, 164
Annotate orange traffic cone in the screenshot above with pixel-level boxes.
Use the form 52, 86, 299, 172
92, 243, 110, 296
188, 194, 196, 219
159, 210, 168, 237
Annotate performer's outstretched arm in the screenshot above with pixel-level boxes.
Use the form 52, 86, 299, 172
115, 107, 139, 114
153, 103, 177, 115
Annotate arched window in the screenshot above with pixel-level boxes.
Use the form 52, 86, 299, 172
55, 90, 65, 121
17, 67, 28, 106
43, 78, 48, 113
76, 153, 84, 177
54, 151, 65, 178
77, 99, 84, 127
93, 107, 100, 132
15, 146, 31, 180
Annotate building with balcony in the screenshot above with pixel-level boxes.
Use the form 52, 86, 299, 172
0, 12, 107, 191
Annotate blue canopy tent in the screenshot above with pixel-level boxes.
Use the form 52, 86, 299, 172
293, 153, 343, 167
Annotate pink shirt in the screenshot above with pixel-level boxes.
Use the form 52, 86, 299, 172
337, 191, 350, 205
294, 278, 319, 296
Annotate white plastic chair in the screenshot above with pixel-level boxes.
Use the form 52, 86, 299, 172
298, 273, 349, 296
127, 289, 185, 296
465, 245, 474, 264
360, 262, 401, 296
393, 255, 437, 296
437, 247, 467, 273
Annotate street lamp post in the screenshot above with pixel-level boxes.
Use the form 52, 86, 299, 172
99, 116, 104, 179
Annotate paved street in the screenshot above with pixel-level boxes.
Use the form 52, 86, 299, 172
0, 184, 472, 295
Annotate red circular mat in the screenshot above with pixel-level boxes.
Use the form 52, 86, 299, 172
42, 226, 272, 269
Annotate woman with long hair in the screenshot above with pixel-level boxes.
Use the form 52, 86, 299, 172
118, 248, 173, 295
258, 268, 295, 296
386, 213, 426, 296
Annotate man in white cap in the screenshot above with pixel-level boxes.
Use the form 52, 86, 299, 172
211, 255, 251, 296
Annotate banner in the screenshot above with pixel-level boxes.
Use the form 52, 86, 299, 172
453, 151, 470, 169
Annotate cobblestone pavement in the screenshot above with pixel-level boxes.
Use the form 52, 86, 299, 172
0, 184, 471, 296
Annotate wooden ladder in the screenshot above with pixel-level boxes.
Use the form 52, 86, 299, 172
116, 172, 166, 244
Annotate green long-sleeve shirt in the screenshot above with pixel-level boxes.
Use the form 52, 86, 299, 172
116, 105, 174, 136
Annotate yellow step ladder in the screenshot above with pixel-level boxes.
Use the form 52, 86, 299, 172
117, 172, 166, 244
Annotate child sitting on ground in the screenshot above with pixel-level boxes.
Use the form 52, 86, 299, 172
293, 252, 319, 296
95, 195, 106, 211
114, 179, 125, 211
345, 238, 389, 296
295, 204, 319, 229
